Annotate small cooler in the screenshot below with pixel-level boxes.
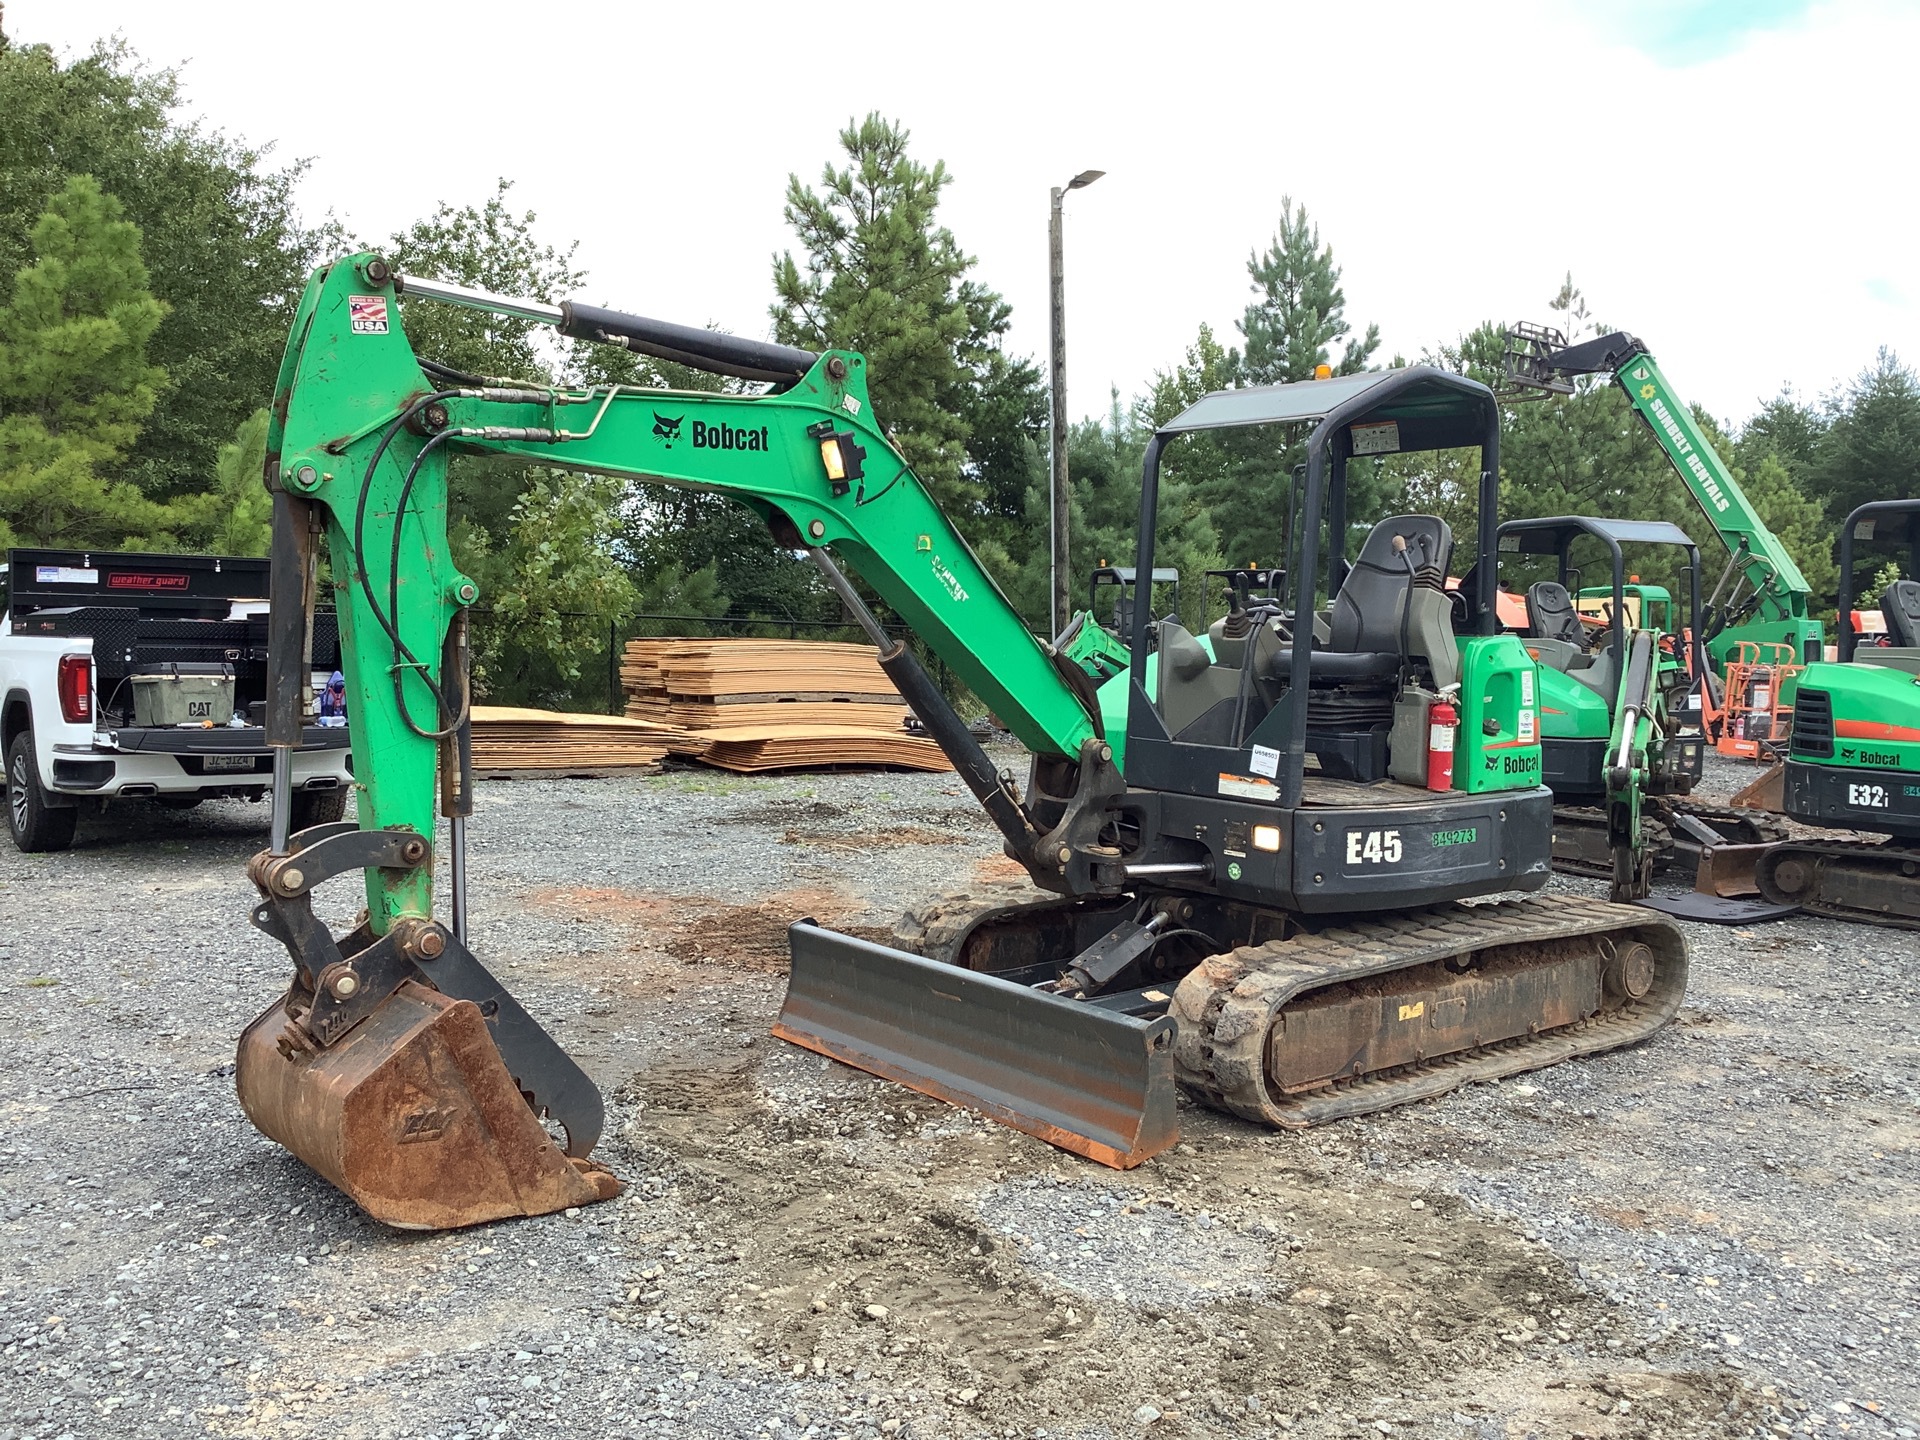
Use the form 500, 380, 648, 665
130, 662, 236, 727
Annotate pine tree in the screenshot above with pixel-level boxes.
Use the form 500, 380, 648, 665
772, 115, 1044, 533
1809, 349, 1920, 523
0, 174, 182, 547
1238, 198, 1381, 387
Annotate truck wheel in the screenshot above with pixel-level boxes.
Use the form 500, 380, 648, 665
289, 788, 349, 830
6, 733, 77, 853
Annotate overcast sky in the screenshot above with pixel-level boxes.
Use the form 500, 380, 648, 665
15, 0, 1919, 426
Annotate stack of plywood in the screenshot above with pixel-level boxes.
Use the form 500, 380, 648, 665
469, 705, 686, 778
620, 638, 950, 773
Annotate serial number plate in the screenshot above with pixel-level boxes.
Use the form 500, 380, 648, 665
202, 754, 257, 772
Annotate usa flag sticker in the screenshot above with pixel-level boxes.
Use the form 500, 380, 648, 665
349, 295, 390, 334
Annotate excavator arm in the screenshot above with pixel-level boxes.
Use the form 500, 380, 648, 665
1503, 326, 1822, 669
236, 254, 1127, 1226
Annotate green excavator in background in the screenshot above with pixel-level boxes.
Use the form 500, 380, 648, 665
235, 254, 1688, 1229
1756, 498, 1920, 925
1493, 515, 1785, 900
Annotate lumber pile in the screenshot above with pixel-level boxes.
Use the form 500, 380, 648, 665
620, 638, 951, 773
469, 705, 685, 777
698, 724, 948, 773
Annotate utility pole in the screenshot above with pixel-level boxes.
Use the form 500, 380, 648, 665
1048, 169, 1103, 637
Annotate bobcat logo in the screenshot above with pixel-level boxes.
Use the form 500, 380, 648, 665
652, 412, 683, 447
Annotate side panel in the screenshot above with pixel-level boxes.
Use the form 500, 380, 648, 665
1783, 760, 1920, 839
1290, 787, 1554, 912
1454, 635, 1545, 793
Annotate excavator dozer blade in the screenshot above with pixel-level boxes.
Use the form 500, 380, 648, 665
774, 922, 1179, 1169
236, 980, 621, 1231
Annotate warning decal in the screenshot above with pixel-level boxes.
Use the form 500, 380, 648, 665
349, 295, 390, 335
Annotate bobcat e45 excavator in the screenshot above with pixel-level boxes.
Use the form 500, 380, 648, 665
1756, 498, 1920, 926
236, 254, 1688, 1229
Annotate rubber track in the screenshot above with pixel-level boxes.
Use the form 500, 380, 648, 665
1168, 895, 1688, 1128
895, 887, 1688, 1131
1756, 838, 1920, 929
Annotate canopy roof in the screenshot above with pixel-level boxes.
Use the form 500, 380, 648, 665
1496, 515, 1698, 555
1160, 366, 1497, 452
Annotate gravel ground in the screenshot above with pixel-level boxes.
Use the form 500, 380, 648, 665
0, 752, 1915, 1440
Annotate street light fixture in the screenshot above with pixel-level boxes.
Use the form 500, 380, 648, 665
1048, 168, 1104, 637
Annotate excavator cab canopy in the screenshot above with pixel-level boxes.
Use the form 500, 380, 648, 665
1127, 366, 1501, 807
1495, 516, 1704, 664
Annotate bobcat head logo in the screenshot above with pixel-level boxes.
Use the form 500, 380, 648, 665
653, 412, 683, 446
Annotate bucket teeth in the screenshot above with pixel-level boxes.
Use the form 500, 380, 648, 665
236, 981, 622, 1230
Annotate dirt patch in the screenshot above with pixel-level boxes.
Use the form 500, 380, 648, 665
609, 1049, 1765, 1437
529, 884, 883, 972
780, 825, 968, 851
970, 854, 1029, 885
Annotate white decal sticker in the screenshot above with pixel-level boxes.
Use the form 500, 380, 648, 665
1518, 708, 1536, 742
929, 555, 969, 603
842, 394, 862, 416
1345, 829, 1404, 865
1350, 420, 1400, 455
348, 295, 390, 334
1249, 744, 1280, 778
1520, 669, 1535, 706
1218, 773, 1278, 802
35, 566, 98, 584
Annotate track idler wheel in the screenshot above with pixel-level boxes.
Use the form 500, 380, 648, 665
236, 981, 621, 1231
1602, 940, 1656, 1001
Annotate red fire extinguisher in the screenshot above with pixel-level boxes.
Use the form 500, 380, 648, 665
1427, 691, 1459, 792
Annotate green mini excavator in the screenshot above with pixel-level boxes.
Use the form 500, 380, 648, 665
1756, 498, 1920, 925
234, 255, 1688, 1229
1493, 516, 1785, 899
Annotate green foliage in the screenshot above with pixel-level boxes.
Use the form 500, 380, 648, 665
0, 175, 185, 548
0, 37, 333, 501
773, 114, 970, 509
200, 406, 272, 556
1735, 389, 1825, 485
387, 180, 584, 388
1238, 198, 1380, 386
1807, 349, 1920, 524
772, 114, 1044, 539
383, 182, 634, 708
1857, 559, 1903, 610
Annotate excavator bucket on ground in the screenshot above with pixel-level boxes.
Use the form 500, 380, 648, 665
1730, 762, 1786, 814
776, 922, 1180, 1169
237, 982, 620, 1230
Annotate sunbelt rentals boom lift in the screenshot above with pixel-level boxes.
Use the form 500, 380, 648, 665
1502, 327, 1823, 679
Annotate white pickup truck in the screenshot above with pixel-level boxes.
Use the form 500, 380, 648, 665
2, 548, 353, 852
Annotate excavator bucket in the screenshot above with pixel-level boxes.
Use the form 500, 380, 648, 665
775, 922, 1180, 1169
236, 981, 621, 1230
1730, 762, 1786, 814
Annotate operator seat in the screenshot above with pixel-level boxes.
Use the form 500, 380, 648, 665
1526, 582, 1586, 647
1527, 580, 1617, 699
1882, 580, 1920, 648
1317, 515, 1455, 683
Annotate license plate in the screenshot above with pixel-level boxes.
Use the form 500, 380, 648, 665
202, 754, 257, 772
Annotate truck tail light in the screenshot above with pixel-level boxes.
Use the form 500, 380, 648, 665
57, 654, 92, 723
